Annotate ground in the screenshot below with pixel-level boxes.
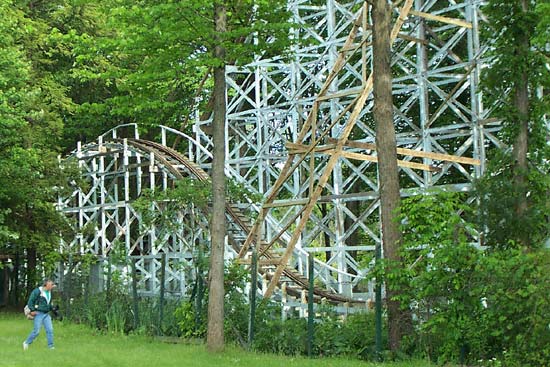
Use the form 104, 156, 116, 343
0, 312, 432, 367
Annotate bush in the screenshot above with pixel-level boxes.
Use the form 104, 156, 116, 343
173, 265, 385, 361
394, 192, 550, 365
314, 311, 383, 359
253, 305, 383, 360
253, 316, 307, 355
475, 248, 550, 366
64, 288, 182, 337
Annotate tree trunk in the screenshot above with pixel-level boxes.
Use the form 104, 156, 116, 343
206, 2, 227, 353
372, 0, 410, 352
512, 0, 530, 245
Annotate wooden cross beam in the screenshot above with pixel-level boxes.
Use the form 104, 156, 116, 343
286, 142, 441, 172
324, 139, 481, 165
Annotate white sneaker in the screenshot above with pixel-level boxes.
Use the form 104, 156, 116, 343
23, 342, 29, 351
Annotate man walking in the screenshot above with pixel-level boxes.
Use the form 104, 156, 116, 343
23, 278, 56, 350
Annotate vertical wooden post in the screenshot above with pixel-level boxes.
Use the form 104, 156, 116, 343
194, 241, 204, 334
13, 252, 20, 305
66, 255, 73, 318
84, 268, 90, 306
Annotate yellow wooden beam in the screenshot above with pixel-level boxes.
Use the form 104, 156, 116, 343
325, 139, 480, 166
409, 9, 472, 29
338, 151, 440, 172
292, 139, 480, 166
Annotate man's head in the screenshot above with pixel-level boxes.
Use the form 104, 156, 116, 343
43, 278, 56, 291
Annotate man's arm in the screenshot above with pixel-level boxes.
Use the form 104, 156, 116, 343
27, 289, 38, 311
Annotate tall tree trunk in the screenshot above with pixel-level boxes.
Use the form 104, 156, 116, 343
512, 0, 530, 245
206, 2, 227, 353
372, 0, 410, 352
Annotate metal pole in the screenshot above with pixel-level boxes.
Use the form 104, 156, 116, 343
194, 272, 203, 333
194, 240, 204, 334
247, 247, 258, 348
66, 255, 73, 318
131, 258, 140, 330
106, 257, 112, 294
159, 253, 166, 335
375, 239, 383, 360
307, 252, 314, 357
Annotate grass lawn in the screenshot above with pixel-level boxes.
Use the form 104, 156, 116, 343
0, 312, 432, 367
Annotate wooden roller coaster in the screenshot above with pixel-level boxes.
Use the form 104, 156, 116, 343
112, 138, 358, 304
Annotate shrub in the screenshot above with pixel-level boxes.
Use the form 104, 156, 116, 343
253, 316, 307, 355
393, 191, 550, 365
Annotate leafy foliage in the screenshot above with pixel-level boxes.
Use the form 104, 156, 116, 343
61, 0, 294, 141
0, 0, 86, 291
174, 259, 387, 361
474, 151, 550, 248
389, 191, 550, 365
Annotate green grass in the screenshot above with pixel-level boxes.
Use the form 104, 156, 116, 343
0, 312, 431, 367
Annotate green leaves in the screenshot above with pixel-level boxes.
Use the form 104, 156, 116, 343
474, 150, 550, 248
56, 0, 295, 141
481, 0, 549, 146
392, 190, 550, 364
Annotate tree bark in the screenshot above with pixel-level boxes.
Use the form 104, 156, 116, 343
206, 2, 227, 353
512, 0, 530, 245
372, 0, 410, 352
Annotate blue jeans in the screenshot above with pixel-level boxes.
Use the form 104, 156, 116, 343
25, 311, 54, 348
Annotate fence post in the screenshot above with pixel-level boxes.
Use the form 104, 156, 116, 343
66, 255, 73, 318
194, 241, 205, 334
281, 283, 287, 321
106, 257, 112, 294
131, 258, 140, 330
194, 248, 204, 334
159, 253, 166, 335
375, 238, 383, 360
307, 252, 314, 357
84, 268, 90, 306
247, 246, 258, 348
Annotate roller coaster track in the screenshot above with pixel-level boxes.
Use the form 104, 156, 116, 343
115, 138, 357, 304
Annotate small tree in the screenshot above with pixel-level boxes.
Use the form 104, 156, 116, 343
477, 0, 550, 247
